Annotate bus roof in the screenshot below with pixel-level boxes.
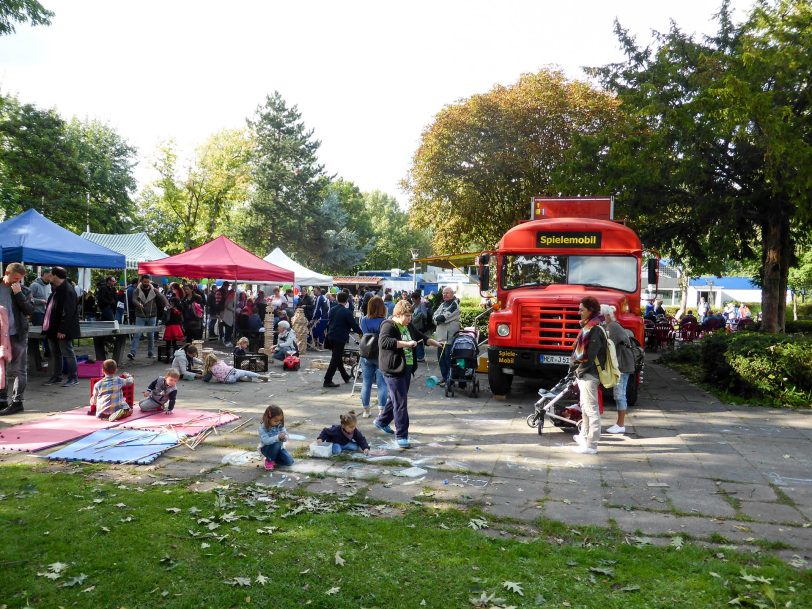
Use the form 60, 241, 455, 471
498, 218, 642, 255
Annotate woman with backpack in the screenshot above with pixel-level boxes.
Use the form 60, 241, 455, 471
568, 296, 607, 455
359, 296, 389, 418
601, 304, 636, 435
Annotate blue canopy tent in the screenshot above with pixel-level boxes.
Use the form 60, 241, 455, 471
0, 209, 125, 268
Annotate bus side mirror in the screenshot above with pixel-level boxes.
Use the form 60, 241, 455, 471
479, 254, 490, 293
647, 258, 658, 285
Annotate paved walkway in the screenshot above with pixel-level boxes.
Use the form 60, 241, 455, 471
2, 343, 811, 564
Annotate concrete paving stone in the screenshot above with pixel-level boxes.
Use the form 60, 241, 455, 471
722, 521, 812, 553
607, 508, 726, 538
204, 464, 266, 484
480, 478, 546, 501
483, 496, 541, 522
736, 501, 807, 525
542, 500, 611, 527
364, 482, 427, 504
719, 482, 779, 503
666, 490, 737, 519
285, 460, 334, 476
157, 460, 222, 478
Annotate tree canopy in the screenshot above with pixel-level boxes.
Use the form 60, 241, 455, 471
404, 69, 623, 253
0, 0, 52, 36
586, 0, 812, 332
0, 94, 137, 233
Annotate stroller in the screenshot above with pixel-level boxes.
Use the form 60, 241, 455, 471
444, 328, 481, 398
526, 371, 604, 436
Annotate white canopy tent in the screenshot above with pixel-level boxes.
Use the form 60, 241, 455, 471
263, 247, 333, 286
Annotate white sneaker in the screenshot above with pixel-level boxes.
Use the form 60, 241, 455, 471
606, 424, 626, 434
571, 445, 597, 455
361, 409, 371, 418
573, 434, 586, 446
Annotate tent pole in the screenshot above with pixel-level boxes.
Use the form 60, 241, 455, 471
124, 267, 130, 324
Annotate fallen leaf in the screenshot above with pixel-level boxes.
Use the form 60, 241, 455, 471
325, 587, 340, 595
335, 551, 345, 567
589, 567, 615, 578
256, 573, 268, 586
100, 526, 110, 534
225, 577, 252, 587
670, 536, 684, 550
165, 508, 181, 514
201, 542, 210, 549
468, 517, 488, 530
82, 585, 96, 593
619, 584, 640, 592
502, 581, 524, 596
61, 573, 88, 588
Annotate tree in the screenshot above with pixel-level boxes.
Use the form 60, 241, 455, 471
364, 190, 432, 270
586, 0, 812, 332
0, 94, 137, 233
404, 69, 623, 253
239, 92, 329, 257
0, 0, 53, 36
303, 180, 374, 273
136, 130, 251, 253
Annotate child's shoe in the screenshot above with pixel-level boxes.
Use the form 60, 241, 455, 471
264, 459, 276, 471
108, 408, 131, 422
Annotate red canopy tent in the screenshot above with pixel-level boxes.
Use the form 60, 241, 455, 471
137, 236, 294, 283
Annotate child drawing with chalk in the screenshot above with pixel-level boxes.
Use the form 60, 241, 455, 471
317, 410, 370, 456
258, 404, 294, 471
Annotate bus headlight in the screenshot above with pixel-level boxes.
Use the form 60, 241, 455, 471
496, 323, 510, 337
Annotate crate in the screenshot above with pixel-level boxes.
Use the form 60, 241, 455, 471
76, 360, 104, 379
234, 353, 268, 372
89, 376, 135, 408
157, 343, 173, 363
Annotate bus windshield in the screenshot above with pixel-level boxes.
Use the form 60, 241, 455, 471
501, 254, 638, 292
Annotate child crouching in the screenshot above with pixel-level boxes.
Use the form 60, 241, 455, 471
317, 410, 370, 456
90, 359, 134, 421
139, 369, 180, 414
258, 404, 294, 471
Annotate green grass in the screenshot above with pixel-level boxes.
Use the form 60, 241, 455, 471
1, 464, 810, 609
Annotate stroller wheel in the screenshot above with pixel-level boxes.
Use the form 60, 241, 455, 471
526, 413, 538, 428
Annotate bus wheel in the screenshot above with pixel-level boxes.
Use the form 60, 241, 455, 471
626, 372, 640, 407
488, 364, 513, 396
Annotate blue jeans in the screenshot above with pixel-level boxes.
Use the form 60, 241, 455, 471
224, 369, 263, 383
377, 373, 411, 440
130, 316, 157, 356
438, 345, 452, 382
613, 372, 631, 411
260, 442, 294, 465
331, 441, 359, 455
360, 357, 388, 411
415, 342, 425, 362
47, 337, 77, 381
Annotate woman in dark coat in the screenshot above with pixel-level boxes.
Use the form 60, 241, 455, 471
374, 300, 442, 448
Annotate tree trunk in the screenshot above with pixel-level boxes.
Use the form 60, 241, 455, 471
760, 209, 791, 333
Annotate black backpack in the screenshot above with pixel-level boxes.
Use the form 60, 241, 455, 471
626, 331, 645, 371
359, 332, 379, 361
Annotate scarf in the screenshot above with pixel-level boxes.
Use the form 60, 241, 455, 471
572, 315, 601, 362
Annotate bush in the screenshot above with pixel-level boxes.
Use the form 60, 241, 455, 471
667, 331, 812, 408
785, 319, 812, 334
460, 305, 489, 339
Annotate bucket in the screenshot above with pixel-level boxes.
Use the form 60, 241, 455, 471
426, 375, 440, 388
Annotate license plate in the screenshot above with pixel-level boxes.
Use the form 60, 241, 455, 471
540, 355, 569, 365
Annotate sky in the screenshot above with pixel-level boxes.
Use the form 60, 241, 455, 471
0, 0, 750, 206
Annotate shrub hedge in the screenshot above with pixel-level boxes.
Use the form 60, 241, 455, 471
662, 331, 812, 408
460, 305, 490, 339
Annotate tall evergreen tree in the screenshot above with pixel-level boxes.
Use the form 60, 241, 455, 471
240, 92, 328, 257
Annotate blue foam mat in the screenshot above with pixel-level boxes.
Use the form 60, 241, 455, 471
46, 428, 182, 464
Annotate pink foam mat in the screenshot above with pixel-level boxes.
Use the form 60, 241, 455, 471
120, 409, 240, 439
0, 407, 156, 453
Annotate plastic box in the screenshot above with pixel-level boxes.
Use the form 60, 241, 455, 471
76, 360, 104, 379
234, 353, 268, 372
308, 442, 334, 458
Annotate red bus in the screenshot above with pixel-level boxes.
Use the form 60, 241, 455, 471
480, 206, 648, 403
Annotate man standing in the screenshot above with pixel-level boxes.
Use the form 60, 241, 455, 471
42, 266, 81, 388
323, 291, 362, 387
127, 274, 168, 360
0, 263, 34, 415
29, 267, 52, 360
432, 286, 460, 386
96, 276, 118, 321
